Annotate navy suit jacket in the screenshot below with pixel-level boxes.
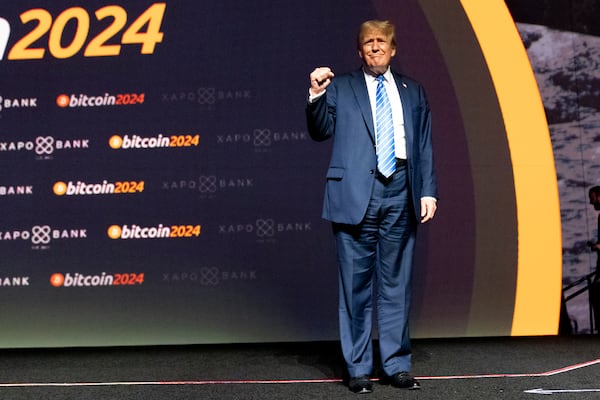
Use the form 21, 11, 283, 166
307, 68, 437, 225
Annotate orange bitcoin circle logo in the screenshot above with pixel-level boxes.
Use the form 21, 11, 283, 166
107, 225, 122, 239
56, 94, 69, 108
50, 273, 65, 287
53, 181, 67, 196
109, 135, 123, 149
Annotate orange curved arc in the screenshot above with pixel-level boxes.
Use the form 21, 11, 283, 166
459, 0, 562, 335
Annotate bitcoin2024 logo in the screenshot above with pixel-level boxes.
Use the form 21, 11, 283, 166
0, 3, 165, 61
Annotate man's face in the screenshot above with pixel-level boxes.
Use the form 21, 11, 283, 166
358, 29, 396, 76
591, 193, 600, 210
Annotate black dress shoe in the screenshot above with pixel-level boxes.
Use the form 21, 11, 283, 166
388, 372, 421, 389
348, 376, 373, 394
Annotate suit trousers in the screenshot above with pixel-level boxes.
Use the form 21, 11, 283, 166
333, 163, 416, 377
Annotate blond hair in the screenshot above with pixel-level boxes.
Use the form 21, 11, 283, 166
357, 20, 396, 49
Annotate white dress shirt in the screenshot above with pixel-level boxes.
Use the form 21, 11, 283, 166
363, 67, 406, 160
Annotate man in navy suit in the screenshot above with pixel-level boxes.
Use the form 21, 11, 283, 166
306, 20, 437, 394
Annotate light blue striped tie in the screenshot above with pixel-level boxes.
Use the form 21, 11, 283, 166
375, 75, 396, 178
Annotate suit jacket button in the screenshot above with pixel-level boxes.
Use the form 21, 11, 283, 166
369, 170, 374, 174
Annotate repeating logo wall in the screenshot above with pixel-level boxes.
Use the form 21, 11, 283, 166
0, 0, 561, 347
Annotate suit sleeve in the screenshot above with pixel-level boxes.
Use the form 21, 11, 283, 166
417, 84, 438, 199
306, 83, 337, 142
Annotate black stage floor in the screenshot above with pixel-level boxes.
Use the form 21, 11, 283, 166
1, 336, 600, 399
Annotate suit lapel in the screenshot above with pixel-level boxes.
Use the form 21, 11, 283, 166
349, 69, 376, 142
393, 72, 414, 156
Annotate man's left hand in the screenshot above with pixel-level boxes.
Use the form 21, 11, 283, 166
420, 198, 437, 223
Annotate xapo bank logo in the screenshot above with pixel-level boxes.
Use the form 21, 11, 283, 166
0, 276, 30, 287
109, 133, 199, 150
162, 175, 254, 197
56, 92, 144, 108
0, 184, 33, 196
50, 272, 144, 288
217, 128, 309, 152
0, 225, 87, 250
0, 96, 38, 113
162, 268, 257, 286
162, 87, 252, 107
53, 180, 144, 196
108, 224, 201, 240
218, 219, 312, 241
0, 136, 89, 160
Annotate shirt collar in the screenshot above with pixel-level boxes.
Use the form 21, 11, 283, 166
363, 66, 393, 83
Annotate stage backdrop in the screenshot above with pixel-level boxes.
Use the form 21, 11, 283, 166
0, 0, 561, 347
